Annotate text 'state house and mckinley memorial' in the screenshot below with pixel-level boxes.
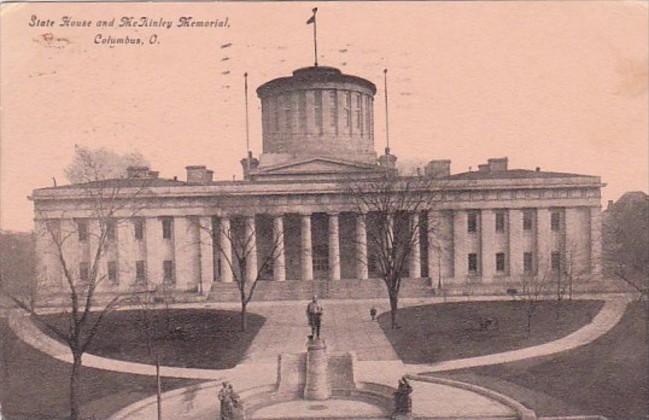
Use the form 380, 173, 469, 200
30, 64, 605, 301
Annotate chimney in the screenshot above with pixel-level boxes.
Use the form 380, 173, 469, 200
536, 167, 541, 172
185, 165, 213, 184
424, 159, 451, 178
478, 164, 490, 173
127, 166, 151, 178
487, 157, 508, 172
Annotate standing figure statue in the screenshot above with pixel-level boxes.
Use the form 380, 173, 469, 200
392, 376, 413, 418
306, 295, 323, 339
218, 382, 245, 420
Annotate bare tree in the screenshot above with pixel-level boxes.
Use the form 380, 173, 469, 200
5, 147, 152, 420
347, 174, 439, 329
195, 215, 290, 331
520, 270, 551, 336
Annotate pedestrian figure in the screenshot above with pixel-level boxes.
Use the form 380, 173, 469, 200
370, 306, 377, 321
306, 295, 323, 339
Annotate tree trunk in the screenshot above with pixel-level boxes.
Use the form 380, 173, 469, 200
155, 355, 162, 420
526, 310, 532, 336
389, 292, 399, 329
241, 301, 247, 332
69, 351, 83, 420
644, 293, 649, 418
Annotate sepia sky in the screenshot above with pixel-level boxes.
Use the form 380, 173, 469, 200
1, 1, 647, 232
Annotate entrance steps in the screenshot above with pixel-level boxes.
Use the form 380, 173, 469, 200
207, 278, 436, 302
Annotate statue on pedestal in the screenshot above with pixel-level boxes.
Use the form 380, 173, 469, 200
306, 295, 323, 339
392, 376, 413, 418
218, 382, 245, 420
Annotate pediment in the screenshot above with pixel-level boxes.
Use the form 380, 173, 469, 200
256, 157, 378, 175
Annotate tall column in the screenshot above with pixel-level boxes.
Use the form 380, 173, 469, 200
145, 217, 163, 286
536, 208, 551, 275
117, 219, 135, 291
481, 210, 495, 282
356, 213, 368, 280
427, 211, 441, 284
174, 217, 200, 290
273, 214, 286, 282
508, 209, 524, 280
590, 206, 602, 277
219, 216, 233, 283
453, 210, 467, 280
409, 212, 421, 278
301, 213, 314, 281
245, 215, 258, 282
328, 213, 341, 281
199, 216, 215, 294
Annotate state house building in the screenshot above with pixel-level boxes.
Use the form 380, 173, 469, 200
31, 66, 604, 300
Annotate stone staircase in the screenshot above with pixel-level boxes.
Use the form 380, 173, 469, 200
207, 278, 436, 302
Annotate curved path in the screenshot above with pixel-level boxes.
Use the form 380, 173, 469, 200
8, 294, 630, 380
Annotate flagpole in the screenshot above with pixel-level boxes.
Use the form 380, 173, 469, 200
312, 8, 318, 66
245, 72, 250, 151
384, 68, 390, 154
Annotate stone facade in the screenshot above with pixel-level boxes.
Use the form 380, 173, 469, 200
30, 66, 604, 300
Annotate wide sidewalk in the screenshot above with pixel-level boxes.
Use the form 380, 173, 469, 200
7, 293, 631, 379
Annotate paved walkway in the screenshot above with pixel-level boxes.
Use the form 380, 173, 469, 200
243, 300, 399, 363
8, 294, 630, 379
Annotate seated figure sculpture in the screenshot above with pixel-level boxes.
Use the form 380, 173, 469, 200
393, 376, 413, 418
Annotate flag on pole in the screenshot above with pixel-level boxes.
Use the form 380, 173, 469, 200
307, 8, 317, 24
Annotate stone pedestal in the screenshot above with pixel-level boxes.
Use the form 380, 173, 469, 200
304, 338, 330, 400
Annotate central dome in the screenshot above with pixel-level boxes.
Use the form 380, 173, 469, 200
256, 66, 378, 167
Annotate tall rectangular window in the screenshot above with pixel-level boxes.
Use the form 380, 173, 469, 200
314, 90, 323, 134
523, 210, 533, 231
283, 94, 292, 132
273, 96, 280, 132
106, 220, 116, 241
523, 252, 533, 273
163, 260, 174, 284
77, 220, 88, 241
261, 98, 270, 135
329, 90, 338, 131
107, 261, 118, 285
495, 212, 505, 233
162, 218, 173, 239
467, 212, 478, 233
551, 252, 561, 272
355, 94, 362, 130
134, 219, 144, 240
551, 211, 561, 231
298, 91, 307, 133
496, 252, 506, 272
468, 253, 478, 273
135, 260, 146, 282
79, 262, 89, 283
365, 95, 371, 136
345, 92, 352, 131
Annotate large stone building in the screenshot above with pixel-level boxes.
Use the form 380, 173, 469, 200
31, 65, 604, 300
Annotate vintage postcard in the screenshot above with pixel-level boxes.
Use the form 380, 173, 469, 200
0, 1, 647, 420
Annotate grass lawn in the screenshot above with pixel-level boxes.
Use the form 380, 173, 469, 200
0, 319, 199, 419
378, 299, 603, 363
38, 309, 265, 369
435, 301, 649, 420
